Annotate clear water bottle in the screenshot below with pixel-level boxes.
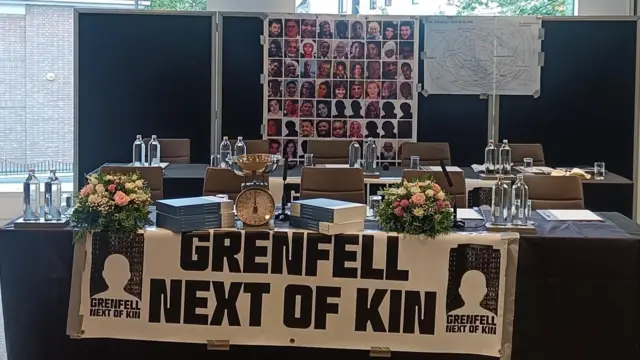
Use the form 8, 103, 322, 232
511, 174, 529, 225
23, 169, 41, 221
132, 135, 146, 166
234, 136, 247, 156
44, 170, 62, 220
148, 135, 161, 166
348, 140, 361, 167
219, 136, 232, 168
499, 139, 512, 174
484, 139, 496, 173
491, 175, 510, 225
363, 139, 377, 172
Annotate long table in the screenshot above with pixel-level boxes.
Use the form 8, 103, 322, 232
121, 163, 634, 217
1, 212, 639, 360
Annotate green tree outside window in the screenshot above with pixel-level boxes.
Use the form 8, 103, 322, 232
453, 0, 574, 16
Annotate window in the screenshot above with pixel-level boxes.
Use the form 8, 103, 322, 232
370, 0, 377, 10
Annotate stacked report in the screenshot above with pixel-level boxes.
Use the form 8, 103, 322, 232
155, 196, 234, 233
290, 198, 367, 235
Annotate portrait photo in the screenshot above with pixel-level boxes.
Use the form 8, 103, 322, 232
284, 59, 300, 78
365, 101, 380, 119
333, 61, 348, 79
267, 99, 282, 117
381, 41, 397, 60
349, 81, 364, 99
350, 41, 365, 59
382, 61, 398, 80
283, 139, 298, 158
350, 61, 364, 79
284, 80, 299, 98
333, 40, 349, 59
284, 39, 299, 58
332, 120, 347, 138
300, 18, 317, 39
399, 21, 414, 40
284, 18, 300, 38
335, 20, 349, 39
348, 120, 364, 138
299, 99, 315, 118
316, 80, 331, 99
284, 99, 299, 117
299, 119, 315, 137
268, 79, 282, 98
333, 80, 348, 99
317, 60, 332, 78
399, 41, 414, 60
399, 81, 413, 100
268, 39, 283, 58
379, 140, 397, 164
381, 81, 397, 99
351, 20, 364, 39
366, 21, 382, 40
268, 19, 283, 38
382, 21, 398, 40
316, 40, 332, 59
366, 61, 381, 80
366, 41, 381, 60
315, 119, 331, 138
267, 118, 282, 136
268, 139, 282, 155
300, 39, 316, 59
317, 18, 333, 39
380, 120, 397, 138
300, 59, 316, 78
316, 100, 332, 119
268, 59, 283, 78
365, 81, 381, 100
300, 80, 315, 98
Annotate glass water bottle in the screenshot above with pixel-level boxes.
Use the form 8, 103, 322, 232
219, 136, 232, 168
363, 139, 377, 172
132, 135, 146, 166
511, 174, 529, 225
498, 139, 512, 174
234, 136, 247, 156
484, 140, 496, 173
44, 170, 62, 220
348, 140, 361, 167
491, 175, 510, 225
23, 169, 41, 221
147, 135, 161, 166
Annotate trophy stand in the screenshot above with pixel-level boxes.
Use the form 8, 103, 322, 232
228, 154, 281, 230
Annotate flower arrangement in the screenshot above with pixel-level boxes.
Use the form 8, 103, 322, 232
71, 172, 153, 240
377, 176, 454, 237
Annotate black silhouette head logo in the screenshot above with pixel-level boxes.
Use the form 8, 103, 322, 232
94, 254, 137, 301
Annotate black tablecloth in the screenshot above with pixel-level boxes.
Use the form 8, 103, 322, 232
1, 213, 639, 360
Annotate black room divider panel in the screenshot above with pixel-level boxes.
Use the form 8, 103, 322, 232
76, 12, 212, 188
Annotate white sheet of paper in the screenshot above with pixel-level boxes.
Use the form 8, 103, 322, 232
543, 210, 603, 221
457, 208, 484, 220
516, 166, 555, 174
425, 166, 463, 172
318, 164, 350, 168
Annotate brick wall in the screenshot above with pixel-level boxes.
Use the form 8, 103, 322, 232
0, 6, 74, 166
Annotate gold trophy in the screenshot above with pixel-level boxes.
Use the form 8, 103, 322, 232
228, 154, 281, 229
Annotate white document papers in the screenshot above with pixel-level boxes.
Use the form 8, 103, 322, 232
457, 208, 484, 220
424, 166, 463, 172
537, 209, 603, 221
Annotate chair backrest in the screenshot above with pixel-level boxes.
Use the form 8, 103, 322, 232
307, 140, 351, 164
400, 142, 451, 167
143, 138, 191, 164
509, 143, 545, 166
229, 139, 269, 155
202, 167, 265, 201
300, 167, 365, 204
99, 165, 164, 201
401, 169, 467, 207
524, 175, 584, 210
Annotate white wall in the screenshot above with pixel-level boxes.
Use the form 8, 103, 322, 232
207, 0, 294, 12
577, 0, 633, 15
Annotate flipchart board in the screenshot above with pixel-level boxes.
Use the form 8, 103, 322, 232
68, 229, 518, 357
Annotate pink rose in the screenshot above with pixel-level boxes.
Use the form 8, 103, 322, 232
79, 184, 94, 197
432, 184, 441, 192
113, 191, 130, 206
436, 200, 445, 210
108, 184, 116, 193
394, 207, 404, 217
411, 193, 426, 205
400, 199, 409, 207
392, 201, 400, 208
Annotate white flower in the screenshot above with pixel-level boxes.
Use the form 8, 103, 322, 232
95, 184, 105, 193
90, 177, 99, 185
410, 186, 421, 194
397, 188, 407, 195
125, 182, 136, 190
425, 189, 434, 197
436, 191, 445, 200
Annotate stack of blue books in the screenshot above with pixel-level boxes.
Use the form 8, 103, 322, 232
155, 196, 234, 233
290, 198, 366, 235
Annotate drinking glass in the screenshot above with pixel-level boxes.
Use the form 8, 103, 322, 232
523, 157, 533, 170
210, 154, 221, 167
594, 162, 605, 180
304, 153, 314, 167
369, 195, 382, 217
410, 156, 420, 169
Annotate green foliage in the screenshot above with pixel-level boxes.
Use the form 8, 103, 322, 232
149, 0, 206, 11
377, 175, 454, 238
71, 171, 153, 241
454, 0, 573, 16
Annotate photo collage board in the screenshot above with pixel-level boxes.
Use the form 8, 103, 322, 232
264, 14, 419, 164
